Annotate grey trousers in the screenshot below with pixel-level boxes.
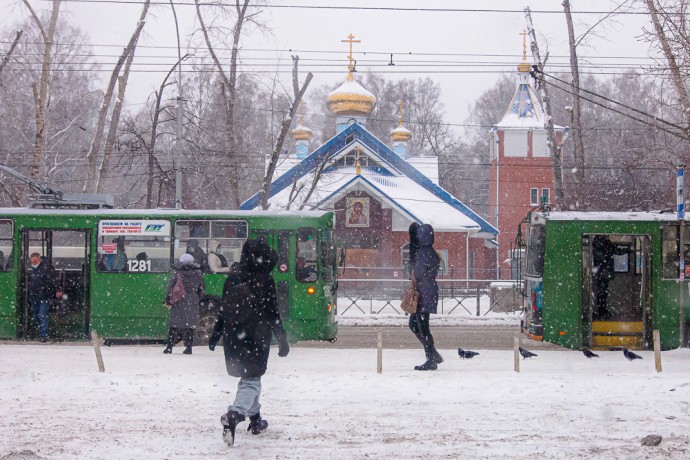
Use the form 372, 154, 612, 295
229, 376, 262, 417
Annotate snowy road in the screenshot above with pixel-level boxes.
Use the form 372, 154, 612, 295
1, 345, 689, 460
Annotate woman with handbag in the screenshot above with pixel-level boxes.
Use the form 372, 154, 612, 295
163, 253, 205, 354
408, 223, 443, 371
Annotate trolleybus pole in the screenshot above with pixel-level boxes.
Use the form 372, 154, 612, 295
677, 164, 685, 348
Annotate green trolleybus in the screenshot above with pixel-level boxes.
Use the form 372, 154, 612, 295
520, 210, 690, 351
0, 208, 338, 344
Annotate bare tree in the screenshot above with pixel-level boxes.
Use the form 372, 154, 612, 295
84, 0, 149, 193
196, 0, 260, 208
644, 0, 690, 138
259, 56, 313, 209
0, 30, 23, 82
21, 0, 61, 181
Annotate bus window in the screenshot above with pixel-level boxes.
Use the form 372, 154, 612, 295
278, 232, 290, 270
320, 229, 334, 282
662, 225, 680, 279
97, 219, 171, 273
175, 220, 247, 271
0, 219, 13, 271
525, 224, 546, 276
296, 228, 318, 282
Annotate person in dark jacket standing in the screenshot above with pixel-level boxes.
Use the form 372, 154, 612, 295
27, 253, 61, 342
164, 253, 205, 354
209, 239, 290, 447
408, 224, 443, 370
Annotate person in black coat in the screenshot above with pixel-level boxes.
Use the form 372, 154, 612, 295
27, 253, 62, 341
209, 239, 290, 447
408, 224, 443, 370
164, 253, 205, 354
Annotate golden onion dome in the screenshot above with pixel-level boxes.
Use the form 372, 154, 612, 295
390, 125, 412, 142
326, 73, 377, 116
518, 61, 531, 73
291, 124, 313, 141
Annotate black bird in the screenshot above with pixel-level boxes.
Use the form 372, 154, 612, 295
582, 348, 599, 359
519, 347, 537, 359
623, 348, 643, 361
457, 348, 480, 359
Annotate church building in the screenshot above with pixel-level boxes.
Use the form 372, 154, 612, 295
241, 35, 498, 281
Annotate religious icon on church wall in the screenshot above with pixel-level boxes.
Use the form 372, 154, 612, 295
346, 197, 370, 228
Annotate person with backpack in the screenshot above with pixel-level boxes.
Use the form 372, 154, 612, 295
163, 253, 205, 354
208, 239, 290, 447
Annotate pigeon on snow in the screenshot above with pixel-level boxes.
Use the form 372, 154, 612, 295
519, 347, 537, 359
457, 348, 479, 359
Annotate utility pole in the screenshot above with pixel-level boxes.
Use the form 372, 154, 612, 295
678, 164, 686, 347
170, 0, 184, 209
524, 7, 565, 211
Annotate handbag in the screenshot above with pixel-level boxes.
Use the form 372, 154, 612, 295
401, 275, 419, 314
170, 273, 186, 305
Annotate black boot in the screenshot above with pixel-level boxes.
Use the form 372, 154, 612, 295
220, 410, 245, 447
431, 349, 444, 364
247, 413, 268, 435
182, 329, 193, 354
163, 328, 174, 354
414, 360, 438, 371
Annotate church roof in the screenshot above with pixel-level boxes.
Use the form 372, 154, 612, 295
495, 74, 545, 129
241, 123, 497, 236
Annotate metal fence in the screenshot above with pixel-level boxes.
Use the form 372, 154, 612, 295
336, 278, 521, 316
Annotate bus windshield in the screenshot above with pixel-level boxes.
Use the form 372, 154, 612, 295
525, 224, 546, 276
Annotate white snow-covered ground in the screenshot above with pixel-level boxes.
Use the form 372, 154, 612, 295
1, 344, 689, 460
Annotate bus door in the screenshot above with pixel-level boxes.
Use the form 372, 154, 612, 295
584, 234, 650, 349
20, 229, 90, 341
254, 229, 292, 320
0, 219, 16, 338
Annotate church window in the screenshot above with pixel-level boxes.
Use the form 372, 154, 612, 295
530, 188, 538, 205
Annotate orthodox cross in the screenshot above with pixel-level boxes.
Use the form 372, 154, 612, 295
519, 29, 529, 61
341, 33, 361, 72
354, 145, 362, 175
397, 99, 404, 127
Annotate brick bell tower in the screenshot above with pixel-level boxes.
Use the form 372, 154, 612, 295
488, 31, 567, 279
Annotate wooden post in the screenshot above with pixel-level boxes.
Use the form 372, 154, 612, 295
514, 335, 520, 373
376, 329, 382, 374
653, 329, 662, 373
91, 330, 105, 373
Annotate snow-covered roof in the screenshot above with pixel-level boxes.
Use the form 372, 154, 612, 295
407, 156, 439, 185
241, 123, 497, 236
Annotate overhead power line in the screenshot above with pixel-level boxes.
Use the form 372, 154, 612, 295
30, 0, 661, 15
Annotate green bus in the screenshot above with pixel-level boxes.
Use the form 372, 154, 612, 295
0, 208, 338, 344
520, 210, 690, 351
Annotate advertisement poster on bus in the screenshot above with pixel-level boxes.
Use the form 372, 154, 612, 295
98, 220, 171, 237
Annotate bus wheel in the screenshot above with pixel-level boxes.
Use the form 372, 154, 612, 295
328, 337, 337, 343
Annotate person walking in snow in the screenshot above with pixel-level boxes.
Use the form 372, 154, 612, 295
208, 239, 290, 447
408, 223, 444, 370
163, 253, 205, 354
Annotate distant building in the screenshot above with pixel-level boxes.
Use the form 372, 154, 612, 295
241, 35, 498, 280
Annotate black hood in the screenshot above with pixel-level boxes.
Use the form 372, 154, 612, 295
417, 224, 435, 248
240, 239, 277, 274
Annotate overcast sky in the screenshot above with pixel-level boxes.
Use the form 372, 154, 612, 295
2, 0, 654, 128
